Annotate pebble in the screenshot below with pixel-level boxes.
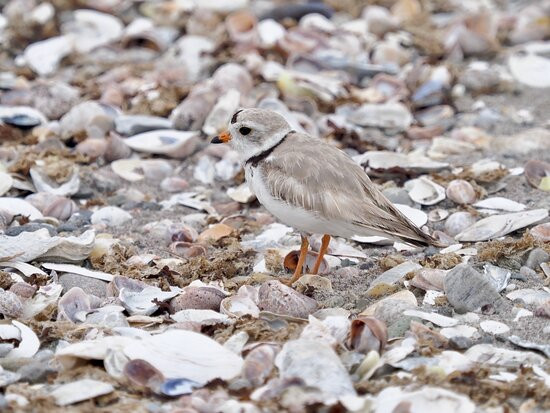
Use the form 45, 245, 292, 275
525, 248, 550, 270
444, 264, 501, 313
59, 273, 108, 298
449, 336, 474, 350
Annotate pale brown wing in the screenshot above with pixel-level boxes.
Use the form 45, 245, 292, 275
261, 132, 438, 246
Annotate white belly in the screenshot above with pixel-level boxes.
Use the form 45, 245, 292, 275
245, 165, 357, 237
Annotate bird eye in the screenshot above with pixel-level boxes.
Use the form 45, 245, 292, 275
239, 127, 251, 135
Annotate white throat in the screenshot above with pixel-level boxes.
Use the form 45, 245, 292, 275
233, 128, 290, 164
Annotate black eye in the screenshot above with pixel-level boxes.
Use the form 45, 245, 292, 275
239, 127, 251, 135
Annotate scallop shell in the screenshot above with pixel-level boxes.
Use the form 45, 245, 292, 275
348, 316, 388, 353
446, 179, 476, 205
257, 280, 318, 319
405, 177, 446, 205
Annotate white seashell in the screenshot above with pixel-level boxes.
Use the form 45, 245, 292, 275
119, 286, 179, 316
506, 288, 550, 306
428, 208, 449, 222
348, 102, 412, 131
0, 172, 13, 196
440, 325, 478, 339
466, 343, 546, 367
354, 150, 448, 173
111, 159, 144, 182
0, 228, 95, 263
483, 264, 510, 292
508, 42, 550, 88
66, 10, 123, 54
22, 284, 63, 319
480, 320, 510, 335
405, 177, 446, 205
275, 339, 356, 400
123, 330, 244, 383
0, 197, 43, 220
91, 206, 132, 227
227, 184, 256, 203
42, 263, 113, 282
474, 197, 526, 213
403, 309, 458, 327
24, 35, 73, 76
220, 295, 260, 318
30, 168, 80, 197
455, 209, 548, 242
258, 19, 285, 48
3, 320, 40, 359
373, 386, 475, 413
57, 287, 92, 323
171, 309, 231, 325
51, 379, 114, 406
124, 130, 199, 158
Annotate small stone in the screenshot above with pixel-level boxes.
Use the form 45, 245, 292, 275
381, 187, 412, 206
59, 273, 108, 298
373, 299, 416, 326
520, 266, 538, 278
293, 274, 332, 293
0, 289, 24, 318
449, 336, 473, 350
530, 223, 550, 242
525, 248, 550, 270
444, 264, 501, 313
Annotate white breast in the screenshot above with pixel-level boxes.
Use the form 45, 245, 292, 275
245, 164, 358, 237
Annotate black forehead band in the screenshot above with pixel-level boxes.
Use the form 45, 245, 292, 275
231, 109, 243, 124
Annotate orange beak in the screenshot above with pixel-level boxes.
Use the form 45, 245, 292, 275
211, 131, 231, 144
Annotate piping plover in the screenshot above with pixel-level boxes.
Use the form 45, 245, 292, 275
212, 108, 439, 284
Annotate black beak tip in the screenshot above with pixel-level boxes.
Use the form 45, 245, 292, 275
211, 136, 222, 144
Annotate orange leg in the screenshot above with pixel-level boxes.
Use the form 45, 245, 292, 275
285, 235, 309, 285
312, 234, 331, 275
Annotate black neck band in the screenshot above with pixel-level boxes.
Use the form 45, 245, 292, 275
245, 130, 294, 167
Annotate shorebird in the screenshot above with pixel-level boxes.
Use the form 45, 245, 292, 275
212, 108, 439, 285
